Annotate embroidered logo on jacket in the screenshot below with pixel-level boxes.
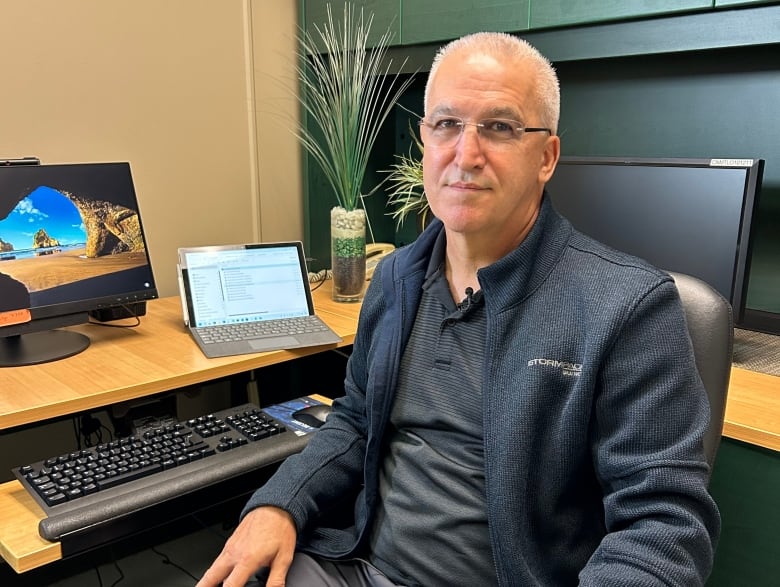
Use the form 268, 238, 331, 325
527, 358, 583, 377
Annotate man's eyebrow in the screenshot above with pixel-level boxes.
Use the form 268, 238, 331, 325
427, 105, 457, 117
484, 106, 523, 119
427, 105, 524, 120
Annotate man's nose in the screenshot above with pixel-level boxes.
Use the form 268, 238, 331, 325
454, 125, 487, 167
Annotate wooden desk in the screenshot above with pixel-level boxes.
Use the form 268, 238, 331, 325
1, 282, 778, 573
0, 283, 360, 432
0, 282, 361, 573
724, 367, 780, 452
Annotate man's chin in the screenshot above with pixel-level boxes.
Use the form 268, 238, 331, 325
438, 213, 487, 235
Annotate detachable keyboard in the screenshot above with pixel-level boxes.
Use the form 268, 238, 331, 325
198, 315, 333, 344
14, 402, 311, 542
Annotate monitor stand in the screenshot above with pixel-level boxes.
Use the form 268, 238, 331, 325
0, 330, 91, 367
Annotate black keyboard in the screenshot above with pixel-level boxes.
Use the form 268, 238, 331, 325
14, 402, 310, 542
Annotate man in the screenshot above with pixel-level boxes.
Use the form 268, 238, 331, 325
198, 32, 719, 587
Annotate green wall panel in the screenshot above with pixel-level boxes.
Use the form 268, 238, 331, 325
707, 439, 780, 585
302, 0, 402, 49
402, 0, 530, 46
524, 4, 780, 62
530, 0, 712, 29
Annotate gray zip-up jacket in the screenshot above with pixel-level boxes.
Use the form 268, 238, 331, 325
244, 195, 720, 586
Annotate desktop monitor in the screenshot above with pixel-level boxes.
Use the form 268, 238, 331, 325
545, 156, 765, 331
0, 162, 158, 367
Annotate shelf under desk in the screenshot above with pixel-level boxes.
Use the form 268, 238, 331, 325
0, 481, 58, 573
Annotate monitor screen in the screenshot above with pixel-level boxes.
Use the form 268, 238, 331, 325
0, 162, 158, 366
545, 156, 765, 331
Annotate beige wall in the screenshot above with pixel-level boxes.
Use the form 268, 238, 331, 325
0, 0, 302, 298
251, 0, 304, 245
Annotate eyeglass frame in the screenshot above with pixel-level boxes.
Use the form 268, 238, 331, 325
418, 116, 553, 148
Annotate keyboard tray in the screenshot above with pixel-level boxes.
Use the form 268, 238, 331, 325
13, 403, 310, 542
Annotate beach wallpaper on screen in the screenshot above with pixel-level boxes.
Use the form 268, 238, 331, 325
0, 163, 152, 313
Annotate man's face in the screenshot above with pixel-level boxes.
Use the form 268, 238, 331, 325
422, 51, 559, 242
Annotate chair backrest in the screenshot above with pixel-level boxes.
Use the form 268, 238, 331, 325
667, 271, 733, 469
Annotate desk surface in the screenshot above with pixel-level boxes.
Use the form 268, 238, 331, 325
1, 281, 778, 573
0, 283, 361, 432
724, 366, 779, 452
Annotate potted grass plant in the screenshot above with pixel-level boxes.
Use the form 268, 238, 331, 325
296, 3, 413, 301
385, 125, 429, 231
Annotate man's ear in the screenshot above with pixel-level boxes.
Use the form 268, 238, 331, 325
539, 134, 561, 184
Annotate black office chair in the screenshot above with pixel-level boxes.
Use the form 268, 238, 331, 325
667, 271, 733, 471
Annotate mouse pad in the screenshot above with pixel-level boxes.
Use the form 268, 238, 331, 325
263, 396, 328, 434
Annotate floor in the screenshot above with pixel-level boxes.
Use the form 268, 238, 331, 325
1, 512, 234, 587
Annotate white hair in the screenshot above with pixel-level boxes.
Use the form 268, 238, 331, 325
425, 32, 560, 134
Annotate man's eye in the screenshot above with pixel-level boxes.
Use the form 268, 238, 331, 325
484, 119, 515, 134
433, 118, 461, 130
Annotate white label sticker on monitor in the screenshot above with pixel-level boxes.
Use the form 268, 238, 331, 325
710, 158, 754, 168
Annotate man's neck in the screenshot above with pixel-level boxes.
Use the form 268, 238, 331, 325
443, 214, 537, 300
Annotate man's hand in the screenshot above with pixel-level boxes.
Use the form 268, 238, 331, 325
196, 506, 297, 587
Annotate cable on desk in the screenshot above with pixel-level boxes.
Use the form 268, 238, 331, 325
72, 417, 82, 450
73, 412, 113, 449
331, 349, 353, 360
308, 269, 332, 292
88, 303, 143, 328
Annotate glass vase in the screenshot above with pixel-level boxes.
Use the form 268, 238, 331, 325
330, 206, 366, 302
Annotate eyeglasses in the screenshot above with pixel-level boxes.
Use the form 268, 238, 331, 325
418, 116, 552, 148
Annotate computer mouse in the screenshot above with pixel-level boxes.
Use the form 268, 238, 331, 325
292, 404, 331, 428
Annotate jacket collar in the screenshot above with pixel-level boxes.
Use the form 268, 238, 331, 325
388, 193, 573, 311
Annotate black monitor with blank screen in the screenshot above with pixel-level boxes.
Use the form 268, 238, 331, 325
0, 162, 158, 367
545, 156, 766, 332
